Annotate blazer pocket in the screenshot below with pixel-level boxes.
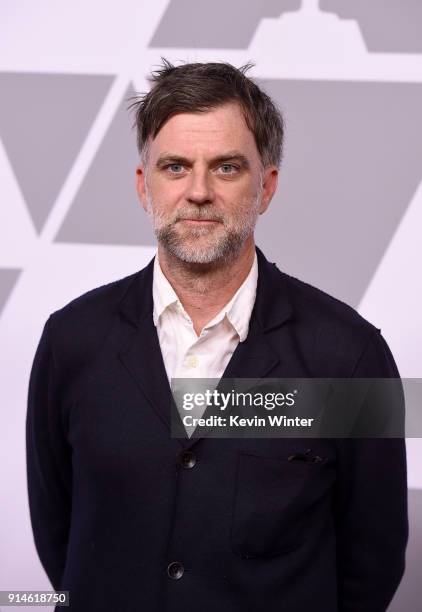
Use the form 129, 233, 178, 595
230, 452, 333, 559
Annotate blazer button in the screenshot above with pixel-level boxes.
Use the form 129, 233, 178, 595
180, 451, 197, 469
167, 561, 184, 579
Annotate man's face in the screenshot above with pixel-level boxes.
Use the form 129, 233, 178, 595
136, 101, 278, 264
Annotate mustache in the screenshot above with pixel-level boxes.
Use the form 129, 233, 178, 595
174, 208, 225, 223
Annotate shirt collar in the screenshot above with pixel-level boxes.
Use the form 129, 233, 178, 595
152, 251, 258, 342
216, 253, 257, 341
152, 255, 179, 326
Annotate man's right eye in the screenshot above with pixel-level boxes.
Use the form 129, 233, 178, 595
165, 164, 185, 173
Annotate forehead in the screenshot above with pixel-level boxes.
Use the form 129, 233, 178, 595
148, 102, 258, 159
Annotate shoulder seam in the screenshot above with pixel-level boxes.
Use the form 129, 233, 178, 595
350, 327, 382, 377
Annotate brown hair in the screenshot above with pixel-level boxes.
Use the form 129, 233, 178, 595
127, 58, 284, 168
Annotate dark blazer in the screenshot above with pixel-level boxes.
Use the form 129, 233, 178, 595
26, 247, 408, 612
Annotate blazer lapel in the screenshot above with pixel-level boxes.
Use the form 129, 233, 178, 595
117, 257, 185, 445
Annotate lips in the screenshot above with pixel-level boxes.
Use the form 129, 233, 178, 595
177, 217, 220, 224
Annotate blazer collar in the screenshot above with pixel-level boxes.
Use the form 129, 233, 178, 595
118, 246, 293, 333
118, 256, 155, 328
250, 246, 293, 334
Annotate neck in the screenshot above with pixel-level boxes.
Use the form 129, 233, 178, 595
157, 238, 256, 336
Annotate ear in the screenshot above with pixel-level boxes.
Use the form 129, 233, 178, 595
135, 164, 148, 212
258, 166, 278, 215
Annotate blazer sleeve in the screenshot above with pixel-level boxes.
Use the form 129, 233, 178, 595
334, 329, 408, 612
26, 316, 72, 590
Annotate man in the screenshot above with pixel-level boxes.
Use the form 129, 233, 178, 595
26, 60, 408, 611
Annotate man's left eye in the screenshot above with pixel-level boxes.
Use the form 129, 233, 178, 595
218, 164, 238, 174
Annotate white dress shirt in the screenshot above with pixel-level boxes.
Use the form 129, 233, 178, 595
152, 252, 258, 431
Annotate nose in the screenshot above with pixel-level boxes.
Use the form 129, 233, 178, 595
185, 168, 214, 205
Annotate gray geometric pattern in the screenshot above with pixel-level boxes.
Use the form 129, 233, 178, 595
149, 0, 301, 49
255, 79, 422, 307
320, 0, 422, 53
0, 73, 114, 234
0, 269, 21, 315
55, 85, 154, 247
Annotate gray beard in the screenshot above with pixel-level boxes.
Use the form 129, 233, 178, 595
145, 192, 262, 265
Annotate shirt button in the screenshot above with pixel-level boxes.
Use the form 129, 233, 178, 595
167, 561, 184, 579
180, 451, 197, 469
186, 355, 199, 368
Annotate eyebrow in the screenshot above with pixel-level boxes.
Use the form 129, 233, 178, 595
155, 150, 251, 169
